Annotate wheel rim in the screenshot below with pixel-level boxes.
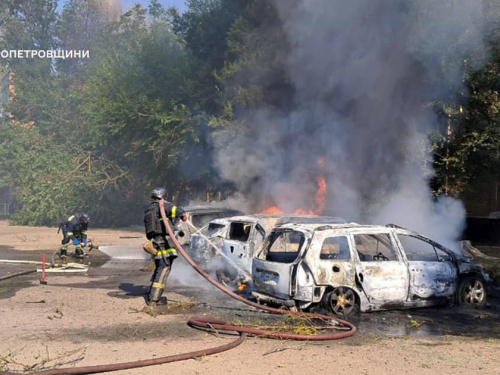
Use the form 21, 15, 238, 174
329, 287, 355, 315
461, 279, 485, 306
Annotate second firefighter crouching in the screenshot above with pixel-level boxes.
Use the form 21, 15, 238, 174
143, 187, 187, 307
59, 213, 91, 259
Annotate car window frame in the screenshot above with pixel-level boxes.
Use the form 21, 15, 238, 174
319, 235, 351, 261
396, 234, 452, 262
352, 232, 401, 262
261, 229, 307, 263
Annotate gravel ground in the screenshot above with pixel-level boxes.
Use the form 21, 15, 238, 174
1, 220, 499, 375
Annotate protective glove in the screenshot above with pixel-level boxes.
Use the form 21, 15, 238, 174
72, 238, 80, 246
82, 239, 87, 247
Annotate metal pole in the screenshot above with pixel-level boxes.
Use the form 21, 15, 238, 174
40, 254, 47, 284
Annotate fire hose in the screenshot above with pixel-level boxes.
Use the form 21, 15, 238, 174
0, 200, 356, 375
0, 269, 37, 281
156, 200, 357, 339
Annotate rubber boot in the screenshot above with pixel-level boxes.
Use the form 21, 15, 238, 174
60, 248, 68, 259
75, 246, 85, 258
147, 296, 167, 307
148, 283, 166, 305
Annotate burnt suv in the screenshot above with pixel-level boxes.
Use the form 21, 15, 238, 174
251, 222, 491, 316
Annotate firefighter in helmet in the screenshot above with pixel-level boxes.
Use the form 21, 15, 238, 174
59, 213, 91, 259
143, 187, 187, 306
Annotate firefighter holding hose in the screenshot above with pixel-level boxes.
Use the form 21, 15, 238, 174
143, 187, 187, 306
59, 213, 91, 259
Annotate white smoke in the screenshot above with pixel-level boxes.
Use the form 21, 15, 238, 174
213, 1, 494, 248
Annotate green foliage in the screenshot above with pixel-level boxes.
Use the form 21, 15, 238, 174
172, 0, 249, 114
2, 0, 500, 226
432, 51, 500, 198
57, 0, 120, 76
0, 122, 77, 225
213, 0, 293, 121
0, 121, 138, 226
83, 8, 200, 192
0, 0, 58, 51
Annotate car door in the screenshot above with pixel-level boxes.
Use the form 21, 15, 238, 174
395, 233, 457, 299
222, 221, 254, 273
252, 229, 309, 300
353, 231, 409, 304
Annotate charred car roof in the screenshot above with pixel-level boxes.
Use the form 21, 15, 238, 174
211, 214, 346, 224
184, 205, 243, 214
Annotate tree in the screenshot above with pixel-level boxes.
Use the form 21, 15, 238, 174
172, 0, 249, 113
432, 53, 500, 200
83, 5, 200, 200
57, 0, 121, 76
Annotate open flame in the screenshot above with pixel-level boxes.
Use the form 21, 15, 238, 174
262, 206, 284, 214
237, 283, 249, 292
262, 158, 327, 215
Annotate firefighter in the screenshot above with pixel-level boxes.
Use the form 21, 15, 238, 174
143, 187, 187, 306
59, 213, 90, 259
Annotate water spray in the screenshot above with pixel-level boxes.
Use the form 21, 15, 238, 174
185, 221, 252, 281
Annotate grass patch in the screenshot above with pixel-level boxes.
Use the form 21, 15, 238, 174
138, 298, 200, 317
229, 313, 350, 337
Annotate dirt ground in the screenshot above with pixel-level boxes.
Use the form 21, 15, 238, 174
1, 220, 499, 375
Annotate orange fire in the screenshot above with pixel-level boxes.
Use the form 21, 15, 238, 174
237, 283, 249, 292
262, 158, 327, 215
262, 206, 285, 214
314, 176, 327, 214
293, 208, 315, 215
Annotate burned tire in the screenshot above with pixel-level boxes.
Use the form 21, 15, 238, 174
457, 275, 487, 308
326, 287, 359, 317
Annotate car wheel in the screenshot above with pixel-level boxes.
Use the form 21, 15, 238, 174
326, 287, 359, 317
457, 275, 487, 308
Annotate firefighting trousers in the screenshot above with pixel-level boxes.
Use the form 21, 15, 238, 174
148, 256, 174, 303
60, 228, 82, 254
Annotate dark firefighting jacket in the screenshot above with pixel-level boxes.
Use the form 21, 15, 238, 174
144, 201, 186, 259
63, 215, 88, 242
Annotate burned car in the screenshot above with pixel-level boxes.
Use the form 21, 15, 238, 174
177, 205, 243, 245
187, 217, 230, 266
251, 222, 491, 316
189, 215, 345, 286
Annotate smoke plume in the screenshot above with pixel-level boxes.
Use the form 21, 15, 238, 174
214, 0, 492, 249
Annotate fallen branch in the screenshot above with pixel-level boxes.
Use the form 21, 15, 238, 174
461, 241, 500, 260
